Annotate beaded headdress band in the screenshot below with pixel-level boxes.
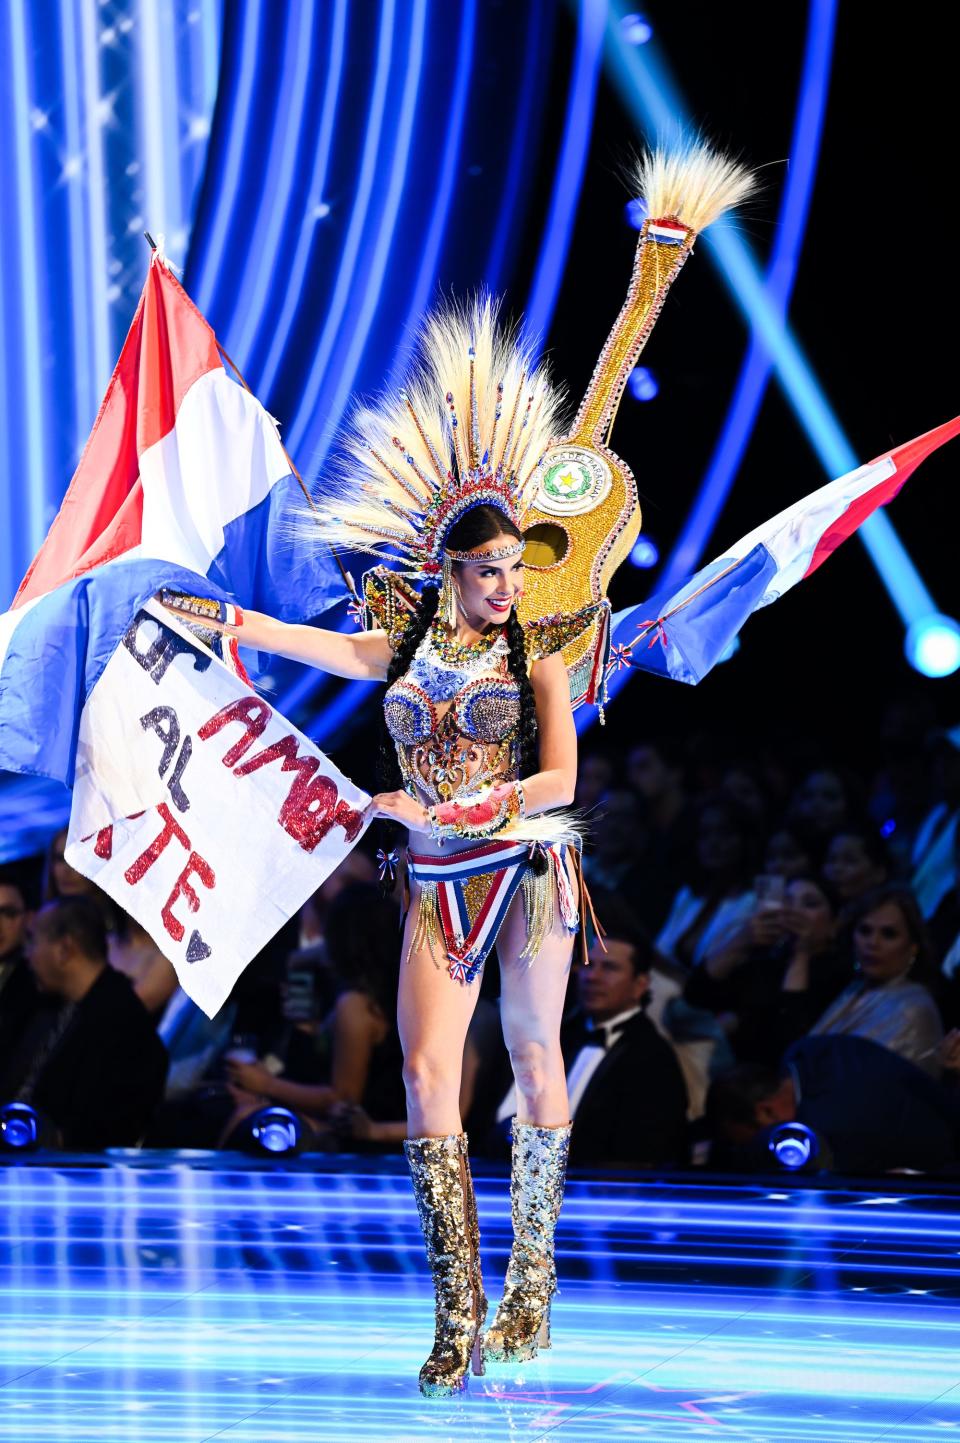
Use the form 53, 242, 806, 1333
311, 296, 566, 581
445, 538, 525, 563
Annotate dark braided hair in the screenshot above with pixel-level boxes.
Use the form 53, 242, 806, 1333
377, 505, 542, 888
376, 583, 439, 887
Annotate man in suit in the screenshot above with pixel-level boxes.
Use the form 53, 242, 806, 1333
706, 1032, 960, 1174
560, 892, 689, 1168
14, 895, 168, 1149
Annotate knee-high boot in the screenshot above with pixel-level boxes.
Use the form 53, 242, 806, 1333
403, 1132, 487, 1396
484, 1119, 571, 1363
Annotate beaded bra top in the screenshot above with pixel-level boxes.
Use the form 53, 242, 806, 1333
365, 566, 609, 805
384, 625, 520, 805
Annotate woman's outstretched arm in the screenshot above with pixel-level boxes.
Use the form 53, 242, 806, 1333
161, 600, 394, 681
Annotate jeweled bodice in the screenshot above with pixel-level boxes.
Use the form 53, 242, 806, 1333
384, 624, 521, 804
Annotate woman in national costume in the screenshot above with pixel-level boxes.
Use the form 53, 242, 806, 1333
169, 146, 755, 1396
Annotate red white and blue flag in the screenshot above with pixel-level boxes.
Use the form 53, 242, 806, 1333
0, 252, 338, 787
0, 255, 362, 1015
609, 415, 960, 685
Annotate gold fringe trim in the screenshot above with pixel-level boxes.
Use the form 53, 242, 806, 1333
519, 852, 558, 961
410, 880, 443, 966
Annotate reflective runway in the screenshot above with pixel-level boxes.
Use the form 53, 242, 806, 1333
2, 1158, 960, 1441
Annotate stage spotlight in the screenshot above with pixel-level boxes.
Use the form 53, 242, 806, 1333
630, 536, 659, 569
767, 1121, 820, 1171
905, 614, 960, 678
242, 1106, 304, 1156
624, 197, 647, 230
628, 365, 658, 401
0, 1102, 41, 1152
620, 13, 653, 45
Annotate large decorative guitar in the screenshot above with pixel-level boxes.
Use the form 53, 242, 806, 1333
520, 145, 755, 710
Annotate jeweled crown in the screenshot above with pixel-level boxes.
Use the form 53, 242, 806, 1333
311, 296, 566, 577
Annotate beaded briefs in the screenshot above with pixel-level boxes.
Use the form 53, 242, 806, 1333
407, 840, 579, 984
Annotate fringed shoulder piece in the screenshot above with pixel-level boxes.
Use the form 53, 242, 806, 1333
362, 567, 422, 653
524, 598, 610, 664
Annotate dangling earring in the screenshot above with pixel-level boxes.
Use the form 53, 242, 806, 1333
440, 554, 458, 630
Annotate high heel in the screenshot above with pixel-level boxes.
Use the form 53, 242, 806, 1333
484, 1121, 570, 1364
403, 1132, 487, 1397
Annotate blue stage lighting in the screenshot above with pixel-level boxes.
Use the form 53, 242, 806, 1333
624, 196, 647, 229
628, 364, 658, 401
905, 614, 960, 678
630, 536, 659, 569
768, 1121, 820, 1170
620, 13, 653, 44
0, 1102, 41, 1152
247, 1106, 303, 1156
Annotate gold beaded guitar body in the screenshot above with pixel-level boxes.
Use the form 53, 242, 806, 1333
520, 147, 755, 709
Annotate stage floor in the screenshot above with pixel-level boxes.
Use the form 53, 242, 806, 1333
1, 1157, 959, 1442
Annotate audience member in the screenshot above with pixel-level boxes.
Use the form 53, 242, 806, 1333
706, 1034, 960, 1175
655, 795, 759, 969
221, 885, 406, 1150
109, 913, 178, 1017
911, 731, 960, 920
493, 893, 688, 1168
0, 876, 32, 1040
574, 750, 615, 814
721, 761, 769, 830
788, 766, 864, 842
762, 823, 821, 881
43, 827, 118, 927
685, 876, 851, 1065
821, 827, 891, 905
626, 737, 694, 923
11, 896, 168, 1148
809, 885, 943, 1075
561, 895, 688, 1168
581, 787, 649, 911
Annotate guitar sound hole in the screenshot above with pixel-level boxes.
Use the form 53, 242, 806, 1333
524, 522, 570, 568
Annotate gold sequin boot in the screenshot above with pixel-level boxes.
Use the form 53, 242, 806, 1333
403, 1132, 487, 1397
484, 1120, 571, 1364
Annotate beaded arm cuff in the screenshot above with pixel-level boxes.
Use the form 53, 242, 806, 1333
362, 567, 422, 652
427, 781, 524, 842
522, 598, 610, 663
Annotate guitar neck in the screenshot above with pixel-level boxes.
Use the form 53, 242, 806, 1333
568, 219, 695, 451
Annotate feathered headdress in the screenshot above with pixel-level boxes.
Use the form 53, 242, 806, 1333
313, 296, 567, 578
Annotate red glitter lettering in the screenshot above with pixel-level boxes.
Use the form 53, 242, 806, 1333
280, 771, 364, 852
197, 697, 272, 767
234, 730, 363, 852
124, 803, 190, 885
161, 851, 216, 942
233, 732, 314, 780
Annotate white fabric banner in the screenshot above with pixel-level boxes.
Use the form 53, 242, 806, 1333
66, 600, 370, 1017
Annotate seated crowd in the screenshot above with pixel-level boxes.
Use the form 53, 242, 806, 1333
3, 696, 960, 1177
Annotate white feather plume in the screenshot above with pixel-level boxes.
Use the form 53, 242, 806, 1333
631, 142, 757, 233
310, 294, 567, 565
